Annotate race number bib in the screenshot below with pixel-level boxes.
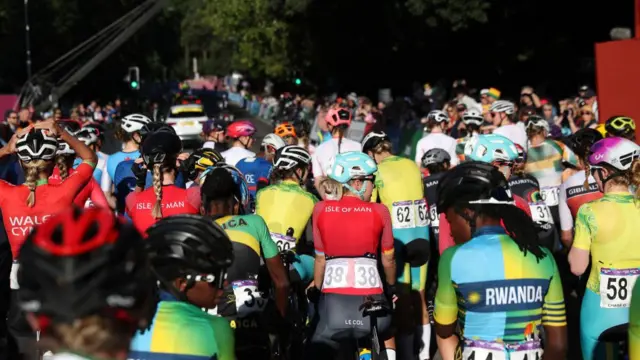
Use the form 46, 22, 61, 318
462, 340, 506, 360
392, 201, 415, 229
529, 204, 554, 224
509, 341, 543, 360
540, 187, 559, 207
415, 199, 429, 228
429, 205, 439, 227
323, 257, 382, 291
270, 232, 296, 252
599, 268, 640, 308
233, 279, 266, 317
10, 261, 19, 290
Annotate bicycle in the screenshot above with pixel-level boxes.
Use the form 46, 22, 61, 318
358, 296, 392, 360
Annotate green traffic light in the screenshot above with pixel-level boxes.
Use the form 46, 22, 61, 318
295, 78, 301, 85
130, 81, 139, 89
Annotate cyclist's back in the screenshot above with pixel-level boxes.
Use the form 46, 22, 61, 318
558, 170, 602, 223
236, 156, 273, 211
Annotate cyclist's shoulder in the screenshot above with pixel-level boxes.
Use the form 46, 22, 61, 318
218, 214, 266, 231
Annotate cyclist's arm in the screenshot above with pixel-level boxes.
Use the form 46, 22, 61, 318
213, 317, 237, 360
542, 252, 568, 360
312, 203, 326, 287
557, 183, 573, 248
374, 204, 396, 285
61, 130, 97, 165
568, 204, 593, 276
311, 153, 326, 199
88, 180, 110, 209
257, 216, 289, 318
434, 247, 459, 359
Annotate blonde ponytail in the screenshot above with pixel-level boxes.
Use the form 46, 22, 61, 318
56, 155, 69, 180
583, 162, 591, 190
23, 160, 47, 207
151, 164, 163, 219
321, 178, 343, 200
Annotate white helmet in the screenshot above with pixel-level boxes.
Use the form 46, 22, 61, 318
462, 109, 484, 126
273, 145, 311, 171
489, 100, 515, 115
121, 113, 151, 133
16, 129, 58, 162
75, 127, 100, 146
57, 141, 75, 155
428, 110, 449, 123
261, 133, 286, 151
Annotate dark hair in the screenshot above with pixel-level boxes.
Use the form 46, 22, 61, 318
426, 161, 450, 175
114, 127, 133, 142
201, 168, 238, 211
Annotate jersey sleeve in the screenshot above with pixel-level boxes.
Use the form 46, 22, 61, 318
438, 214, 455, 255
100, 164, 112, 193
89, 179, 111, 209
558, 182, 573, 231
311, 152, 323, 178
61, 162, 95, 197
414, 142, 425, 165
434, 246, 458, 326
186, 186, 201, 210
254, 215, 279, 259
572, 203, 595, 251
312, 202, 325, 256
125, 192, 136, 218
542, 252, 567, 327
560, 142, 579, 167
211, 317, 236, 360
373, 204, 394, 255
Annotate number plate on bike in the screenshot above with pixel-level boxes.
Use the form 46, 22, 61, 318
599, 267, 640, 308
323, 257, 382, 291
270, 232, 296, 252
232, 279, 266, 317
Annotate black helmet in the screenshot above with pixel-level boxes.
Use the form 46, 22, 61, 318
183, 148, 224, 181
361, 131, 390, 154
18, 207, 156, 329
273, 145, 311, 171
421, 148, 451, 168
605, 115, 636, 138
56, 119, 82, 134
142, 131, 182, 166
437, 161, 513, 214
145, 215, 234, 290
570, 128, 603, 158
140, 122, 177, 143
16, 129, 58, 162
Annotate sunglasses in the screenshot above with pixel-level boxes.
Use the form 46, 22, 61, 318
580, 111, 593, 116
493, 160, 514, 168
186, 270, 228, 289
589, 165, 603, 177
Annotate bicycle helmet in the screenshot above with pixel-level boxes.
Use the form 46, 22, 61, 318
570, 128, 603, 158
56, 119, 82, 134
145, 214, 233, 291
596, 123, 608, 137
18, 207, 156, 329
226, 120, 256, 139
361, 131, 390, 154
588, 137, 640, 171
327, 151, 377, 184
141, 131, 182, 167
605, 116, 636, 138
82, 122, 105, 142
275, 123, 296, 138
514, 143, 527, 164
16, 129, 58, 162
261, 133, 286, 152
203, 118, 226, 134
121, 113, 152, 133
421, 148, 451, 168
57, 140, 75, 156
464, 134, 518, 163
525, 115, 550, 132
325, 108, 352, 127
75, 127, 100, 147
437, 161, 514, 214
273, 145, 311, 171
139, 122, 176, 143
184, 148, 224, 181
198, 164, 250, 211
427, 110, 449, 123
489, 100, 516, 115
462, 109, 484, 126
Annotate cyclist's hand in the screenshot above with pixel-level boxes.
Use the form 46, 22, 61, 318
5, 132, 20, 153
306, 285, 321, 304
33, 119, 59, 137
385, 284, 398, 308
131, 162, 147, 188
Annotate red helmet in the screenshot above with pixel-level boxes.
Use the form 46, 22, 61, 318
325, 107, 352, 127
18, 207, 156, 330
226, 120, 257, 139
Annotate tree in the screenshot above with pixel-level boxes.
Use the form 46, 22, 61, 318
405, 0, 491, 30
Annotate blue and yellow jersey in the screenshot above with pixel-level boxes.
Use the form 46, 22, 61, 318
256, 180, 317, 249
434, 226, 565, 343
130, 292, 235, 359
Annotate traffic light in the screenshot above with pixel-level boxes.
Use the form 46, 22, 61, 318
128, 66, 140, 90
294, 78, 301, 86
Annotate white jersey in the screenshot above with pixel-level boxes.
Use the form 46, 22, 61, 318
312, 137, 362, 178
493, 123, 528, 150
414, 132, 459, 166
222, 147, 256, 166
558, 170, 599, 231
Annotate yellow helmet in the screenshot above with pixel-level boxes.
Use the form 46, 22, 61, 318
595, 123, 607, 137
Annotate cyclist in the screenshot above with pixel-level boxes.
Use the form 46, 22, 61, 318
455, 109, 484, 162
524, 115, 578, 230
362, 131, 431, 360
568, 137, 640, 360
199, 165, 289, 359
256, 145, 316, 283
236, 133, 286, 212
130, 214, 235, 360
414, 110, 459, 167
182, 147, 225, 188
202, 118, 229, 151
19, 207, 157, 360
558, 128, 603, 248
605, 115, 636, 141
76, 123, 107, 182
125, 131, 199, 233
434, 161, 567, 360
312, 107, 361, 198
222, 120, 257, 166
491, 100, 527, 149
275, 122, 297, 145
421, 148, 451, 253
308, 151, 397, 360
631, 281, 640, 359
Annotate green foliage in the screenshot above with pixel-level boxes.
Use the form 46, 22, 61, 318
405, 0, 491, 30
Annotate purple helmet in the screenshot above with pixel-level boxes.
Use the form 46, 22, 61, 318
588, 137, 640, 171
203, 119, 226, 134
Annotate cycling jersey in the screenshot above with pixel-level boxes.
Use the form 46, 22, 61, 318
311, 137, 362, 178
414, 133, 459, 167
373, 155, 429, 290
558, 171, 602, 232
434, 226, 565, 358
75, 151, 108, 183
130, 291, 235, 360
525, 139, 578, 189
573, 192, 640, 360
313, 197, 394, 296
125, 185, 200, 234
113, 159, 137, 214
49, 167, 109, 209
214, 215, 280, 319
493, 124, 527, 150
0, 161, 95, 258
423, 172, 444, 249
236, 156, 272, 211
221, 147, 256, 166
106, 149, 139, 183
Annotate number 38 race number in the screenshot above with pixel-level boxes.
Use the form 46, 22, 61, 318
323, 257, 382, 290
599, 268, 640, 308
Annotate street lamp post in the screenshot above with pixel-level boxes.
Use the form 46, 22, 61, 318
24, 0, 32, 80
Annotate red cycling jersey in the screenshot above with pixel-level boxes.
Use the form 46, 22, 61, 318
0, 161, 94, 258
49, 167, 110, 209
313, 196, 394, 296
125, 185, 201, 234
438, 194, 532, 255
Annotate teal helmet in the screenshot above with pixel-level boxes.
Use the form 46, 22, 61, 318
464, 134, 518, 163
327, 151, 377, 183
